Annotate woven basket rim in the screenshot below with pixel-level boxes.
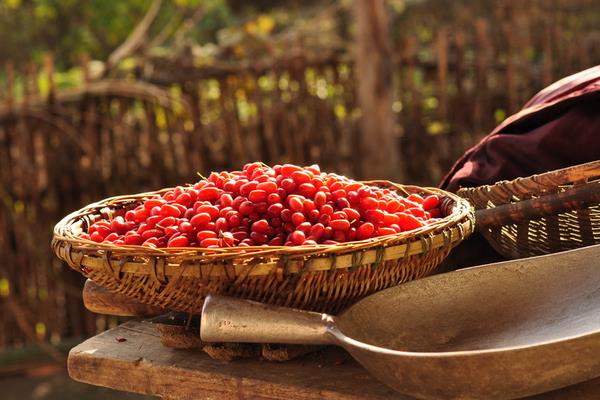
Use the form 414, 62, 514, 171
457, 160, 600, 199
52, 180, 474, 277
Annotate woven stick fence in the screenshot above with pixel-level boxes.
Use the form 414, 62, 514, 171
1, 0, 600, 348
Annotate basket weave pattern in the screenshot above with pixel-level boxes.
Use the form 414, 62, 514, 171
458, 161, 600, 259
53, 181, 474, 314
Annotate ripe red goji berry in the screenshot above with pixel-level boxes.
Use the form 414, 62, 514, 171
290, 230, 306, 245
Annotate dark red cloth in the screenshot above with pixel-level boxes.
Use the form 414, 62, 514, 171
440, 65, 600, 192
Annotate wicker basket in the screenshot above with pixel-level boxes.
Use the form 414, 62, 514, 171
53, 181, 474, 314
459, 161, 600, 259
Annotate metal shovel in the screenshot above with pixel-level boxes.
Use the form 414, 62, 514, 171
201, 244, 600, 400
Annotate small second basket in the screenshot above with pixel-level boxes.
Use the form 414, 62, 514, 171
459, 160, 600, 259
53, 181, 474, 314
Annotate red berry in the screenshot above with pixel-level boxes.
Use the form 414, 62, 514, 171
309, 223, 325, 240
268, 203, 283, 217
281, 164, 303, 177
347, 227, 357, 241
176, 193, 192, 206
215, 217, 229, 232
332, 230, 346, 242
133, 208, 148, 222
197, 187, 221, 201
398, 213, 423, 231
290, 230, 306, 245
168, 235, 190, 247
268, 236, 284, 246
365, 209, 385, 223
197, 230, 217, 241
356, 222, 375, 240
291, 212, 306, 226
250, 231, 268, 244
142, 229, 163, 239
201, 238, 220, 247
110, 216, 129, 234
124, 233, 144, 245
320, 204, 334, 215
257, 181, 277, 193
308, 209, 320, 223
329, 219, 350, 231
248, 189, 268, 203
383, 212, 400, 226
297, 222, 312, 234
314, 191, 327, 207
280, 178, 296, 193
142, 238, 159, 247
251, 219, 269, 234
156, 216, 176, 229
179, 221, 194, 233
360, 197, 378, 210
220, 193, 233, 207
331, 211, 348, 220
160, 204, 181, 218
376, 227, 397, 236
144, 198, 165, 211
407, 194, 424, 204
288, 196, 304, 212
267, 193, 281, 204
239, 181, 257, 197
281, 209, 292, 222
124, 210, 136, 222
332, 189, 346, 201
336, 198, 350, 208
254, 202, 268, 214
408, 207, 426, 218
302, 199, 316, 212
90, 231, 104, 242
196, 204, 219, 219
298, 183, 317, 198
165, 226, 179, 236
232, 231, 249, 241
343, 208, 360, 221
239, 201, 254, 215
190, 213, 211, 227
228, 213, 241, 227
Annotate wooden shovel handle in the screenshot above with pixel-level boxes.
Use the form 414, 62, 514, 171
474, 180, 600, 229
83, 279, 165, 317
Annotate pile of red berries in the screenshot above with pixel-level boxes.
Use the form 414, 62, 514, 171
81, 163, 442, 248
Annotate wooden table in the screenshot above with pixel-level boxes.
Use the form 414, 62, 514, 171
68, 321, 600, 400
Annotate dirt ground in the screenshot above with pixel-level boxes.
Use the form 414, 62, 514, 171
1, 368, 153, 400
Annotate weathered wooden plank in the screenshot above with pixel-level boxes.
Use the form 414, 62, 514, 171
83, 280, 165, 317
68, 321, 398, 400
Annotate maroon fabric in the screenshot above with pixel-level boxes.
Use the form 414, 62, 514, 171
440, 65, 600, 192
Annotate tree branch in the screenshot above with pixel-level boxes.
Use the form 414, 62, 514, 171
104, 0, 163, 75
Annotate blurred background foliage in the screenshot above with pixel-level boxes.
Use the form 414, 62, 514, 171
2, 0, 598, 99
0, 0, 330, 69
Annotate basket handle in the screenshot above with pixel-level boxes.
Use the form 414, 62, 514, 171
201, 295, 335, 345
475, 180, 600, 229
